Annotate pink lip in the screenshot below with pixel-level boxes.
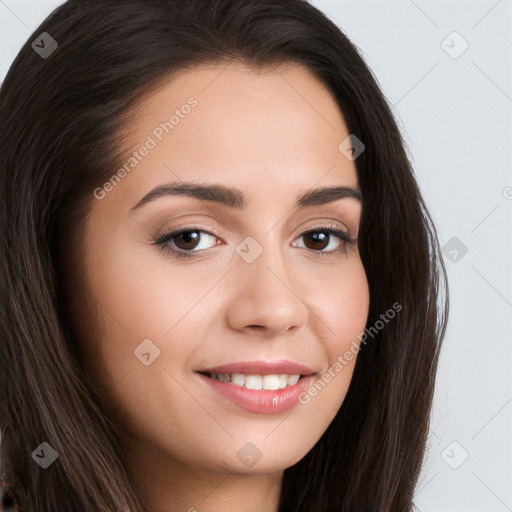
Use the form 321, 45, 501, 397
195, 360, 317, 415
198, 360, 316, 376
197, 373, 315, 414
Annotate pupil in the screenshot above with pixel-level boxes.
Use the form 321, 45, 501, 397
177, 231, 200, 249
307, 232, 328, 250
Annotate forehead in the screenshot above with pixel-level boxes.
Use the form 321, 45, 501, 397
104, 62, 358, 212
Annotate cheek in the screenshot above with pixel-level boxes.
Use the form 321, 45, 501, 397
304, 258, 369, 403
90, 238, 232, 335
76, 236, 232, 393
312, 256, 370, 351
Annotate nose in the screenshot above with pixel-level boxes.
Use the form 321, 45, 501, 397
224, 239, 309, 337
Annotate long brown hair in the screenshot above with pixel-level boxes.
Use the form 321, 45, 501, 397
0, 1, 448, 510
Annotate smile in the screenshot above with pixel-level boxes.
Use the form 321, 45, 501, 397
205, 372, 301, 390
195, 360, 317, 414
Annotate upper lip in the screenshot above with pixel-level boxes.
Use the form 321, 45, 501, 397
197, 360, 316, 376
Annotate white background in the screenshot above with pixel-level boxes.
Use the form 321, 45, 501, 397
1, 1, 511, 511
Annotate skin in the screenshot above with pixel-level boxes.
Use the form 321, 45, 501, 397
69, 62, 370, 512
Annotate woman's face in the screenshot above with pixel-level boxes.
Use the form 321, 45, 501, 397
72, 62, 369, 476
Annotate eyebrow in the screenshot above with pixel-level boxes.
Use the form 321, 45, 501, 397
129, 181, 362, 214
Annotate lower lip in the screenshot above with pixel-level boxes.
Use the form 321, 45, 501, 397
196, 373, 315, 414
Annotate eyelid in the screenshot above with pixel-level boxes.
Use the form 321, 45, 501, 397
152, 221, 356, 260
152, 219, 350, 245
153, 223, 223, 244
302, 221, 350, 234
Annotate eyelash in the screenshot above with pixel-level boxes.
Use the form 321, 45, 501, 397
152, 224, 357, 260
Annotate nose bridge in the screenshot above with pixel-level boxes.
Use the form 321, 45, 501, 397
239, 223, 292, 279
225, 231, 308, 335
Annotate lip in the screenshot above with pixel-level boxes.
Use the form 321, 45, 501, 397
195, 359, 317, 415
197, 360, 316, 376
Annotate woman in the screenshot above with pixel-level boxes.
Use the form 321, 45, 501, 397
0, 1, 448, 510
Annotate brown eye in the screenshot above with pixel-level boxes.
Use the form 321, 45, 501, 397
303, 231, 330, 251
153, 225, 355, 260
173, 230, 201, 251
293, 226, 355, 257
153, 228, 219, 258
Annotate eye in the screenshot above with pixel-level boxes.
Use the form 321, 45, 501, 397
152, 224, 356, 259
293, 225, 356, 257
152, 228, 219, 258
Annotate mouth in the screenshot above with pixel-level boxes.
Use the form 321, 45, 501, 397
197, 371, 311, 390
195, 360, 317, 414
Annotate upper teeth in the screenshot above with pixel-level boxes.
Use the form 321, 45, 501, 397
209, 373, 300, 390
